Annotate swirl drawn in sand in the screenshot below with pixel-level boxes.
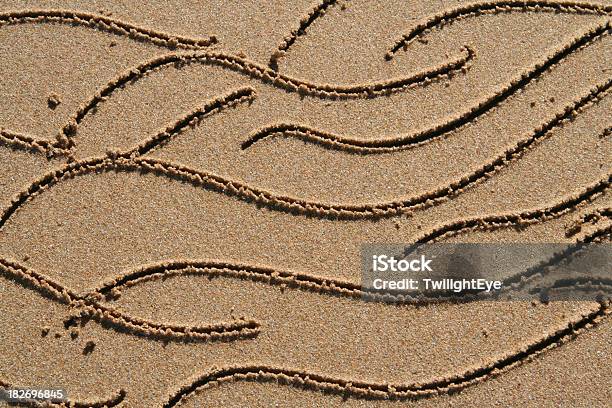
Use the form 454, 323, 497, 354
1, 80, 607, 227
1, 3, 611, 406
244, 22, 610, 152
160, 301, 609, 405
1, 169, 608, 303
413, 176, 611, 244
269, 0, 339, 70
0, 203, 609, 405
386, 0, 612, 59
123, 87, 257, 157
0, 258, 260, 344
269, 0, 611, 67
73, 182, 612, 306
88, 229, 611, 307
1, 7, 607, 157
0, 10, 475, 157
55, 47, 471, 147
1, 173, 609, 405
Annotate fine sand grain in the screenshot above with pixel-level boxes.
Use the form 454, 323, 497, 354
0, 1, 610, 407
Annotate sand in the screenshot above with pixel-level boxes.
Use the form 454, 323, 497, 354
0, 1, 610, 407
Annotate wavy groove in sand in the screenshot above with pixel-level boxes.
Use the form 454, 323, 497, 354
124, 87, 256, 157
1, 80, 604, 226
0, 129, 66, 157
0, 380, 125, 408
386, 0, 612, 59
86, 230, 612, 307
163, 300, 609, 405
566, 206, 611, 236
269, 0, 338, 69
2, 3, 610, 407
1, 103, 608, 233
1, 205, 608, 405
244, 22, 610, 152
86, 182, 610, 304
414, 178, 611, 244
55, 47, 472, 149
0, 87, 256, 159
0, 258, 260, 343
434, 222, 612, 298
0, 9, 216, 49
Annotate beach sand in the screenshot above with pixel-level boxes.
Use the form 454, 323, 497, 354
0, 1, 610, 406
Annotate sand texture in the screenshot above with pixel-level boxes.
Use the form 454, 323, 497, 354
0, 1, 611, 407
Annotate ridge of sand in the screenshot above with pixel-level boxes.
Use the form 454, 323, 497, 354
0, 9, 216, 49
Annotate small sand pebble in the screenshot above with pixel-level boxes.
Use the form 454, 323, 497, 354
47, 94, 61, 109
83, 340, 96, 355
41, 327, 50, 337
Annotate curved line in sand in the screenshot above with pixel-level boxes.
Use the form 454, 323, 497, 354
0, 109, 609, 234
1, 81, 605, 227
55, 46, 472, 149
0, 208, 608, 402
2, 264, 607, 405
413, 178, 610, 244
269, 0, 338, 69
244, 22, 610, 152
472, 223, 611, 296
0, 258, 260, 343
0, 9, 216, 49
1, 236, 608, 405
405, 200, 612, 297
386, 0, 612, 59
163, 300, 609, 405
0, 79, 607, 227
88, 222, 611, 306
565, 206, 611, 236
0, 129, 66, 157
81, 191, 610, 305
92, 259, 360, 300
124, 87, 257, 157
540, 274, 612, 295
0, 381, 126, 408
0, 87, 256, 159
